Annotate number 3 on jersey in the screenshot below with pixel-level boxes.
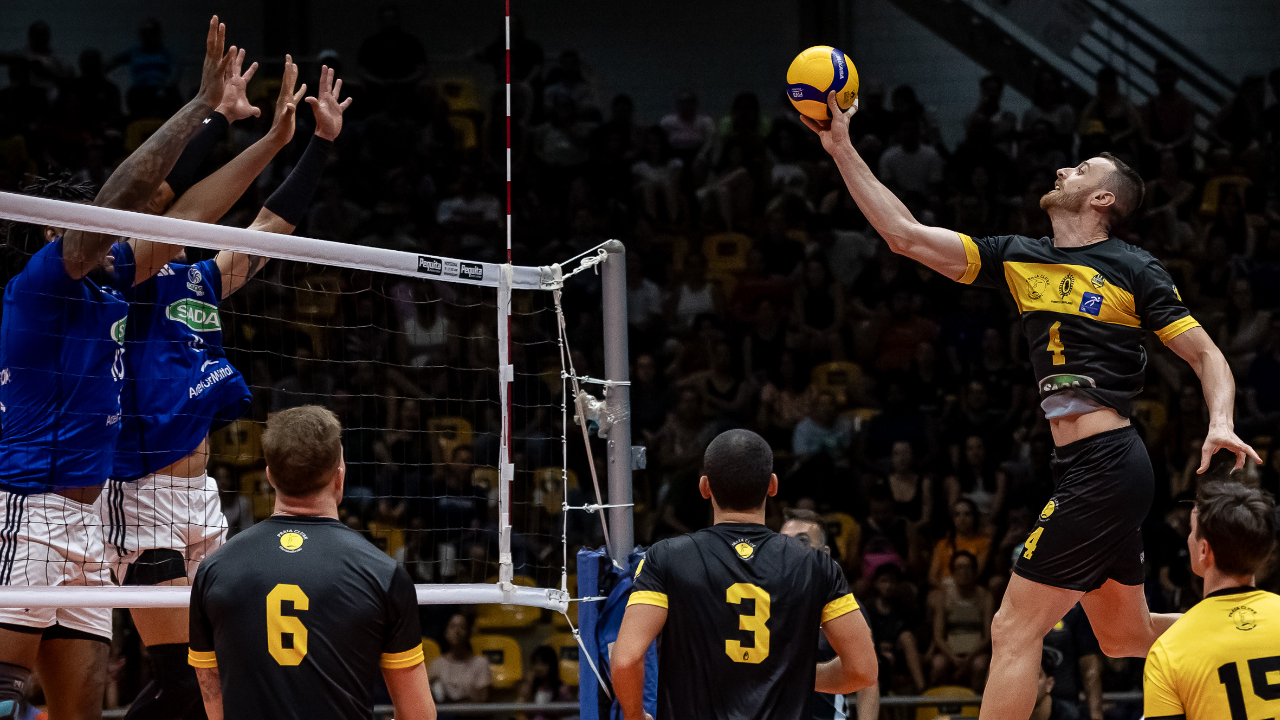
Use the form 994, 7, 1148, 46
725, 583, 770, 664
267, 584, 309, 666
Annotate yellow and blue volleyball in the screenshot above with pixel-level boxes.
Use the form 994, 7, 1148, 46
786, 46, 859, 120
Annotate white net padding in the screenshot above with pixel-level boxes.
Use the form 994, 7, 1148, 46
0, 190, 633, 614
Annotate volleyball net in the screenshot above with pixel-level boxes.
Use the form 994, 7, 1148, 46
0, 191, 636, 615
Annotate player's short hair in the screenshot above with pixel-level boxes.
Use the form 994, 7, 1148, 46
1195, 481, 1276, 576
783, 508, 827, 547
263, 405, 344, 497
702, 429, 774, 512
1098, 152, 1144, 225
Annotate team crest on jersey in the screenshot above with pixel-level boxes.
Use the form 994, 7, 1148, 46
732, 540, 755, 560
1229, 604, 1257, 631
278, 530, 307, 553
1040, 500, 1055, 520
1026, 273, 1050, 300
1053, 274, 1075, 303
1090, 273, 1105, 289
1172, 284, 1183, 301
187, 266, 205, 296
1078, 292, 1103, 316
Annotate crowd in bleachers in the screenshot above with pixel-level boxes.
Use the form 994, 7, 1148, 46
3, 7, 1280, 715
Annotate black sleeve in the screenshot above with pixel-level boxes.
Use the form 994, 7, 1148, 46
380, 566, 425, 668
630, 541, 669, 609
1135, 258, 1199, 344
166, 111, 229, 197
956, 234, 1016, 289
188, 563, 218, 668
818, 552, 858, 624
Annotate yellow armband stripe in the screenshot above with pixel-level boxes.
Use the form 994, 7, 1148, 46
188, 649, 218, 668
1155, 315, 1200, 344
628, 591, 669, 609
381, 643, 425, 669
956, 233, 982, 285
821, 593, 860, 624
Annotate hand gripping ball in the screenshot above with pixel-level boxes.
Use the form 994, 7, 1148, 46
786, 46, 859, 120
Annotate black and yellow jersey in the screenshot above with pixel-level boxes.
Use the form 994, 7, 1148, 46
189, 515, 424, 720
629, 523, 859, 720
957, 234, 1199, 416
1144, 587, 1280, 720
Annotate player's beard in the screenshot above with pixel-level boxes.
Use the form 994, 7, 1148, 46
1039, 185, 1089, 213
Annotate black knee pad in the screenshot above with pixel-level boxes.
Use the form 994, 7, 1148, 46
0, 662, 32, 720
123, 548, 187, 586
124, 644, 202, 720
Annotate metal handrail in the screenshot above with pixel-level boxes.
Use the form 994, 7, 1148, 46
1086, 0, 1237, 92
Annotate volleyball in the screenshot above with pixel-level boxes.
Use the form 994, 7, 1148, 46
786, 45, 859, 120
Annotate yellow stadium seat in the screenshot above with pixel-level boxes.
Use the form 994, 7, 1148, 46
428, 417, 473, 465
472, 466, 499, 492
294, 272, 343, 323
822, 512, 860, 564
237, 469, 265, 496
915, 686, 980, 720
702, 232, 753, 274
367, 521, 405, 559
475, 575, 541, 629
548, 632, 580, 686
471, 634, 523, 689
810, 361, 865, 407
535, 467, 578, 514
1131, 399, 1167, 439
210, 419, 264, 468
421, 637, 441, 668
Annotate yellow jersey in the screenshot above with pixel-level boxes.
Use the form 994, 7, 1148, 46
1144, 587, 1280, 720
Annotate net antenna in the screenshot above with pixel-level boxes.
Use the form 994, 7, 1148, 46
0, 191, 634, 617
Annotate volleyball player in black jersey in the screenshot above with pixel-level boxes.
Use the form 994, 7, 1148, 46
611, 430, 877, 720
804, 92, 1259, 720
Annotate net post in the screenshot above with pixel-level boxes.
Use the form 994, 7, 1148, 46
599, 240, 634, 559
497, 263, 515, 589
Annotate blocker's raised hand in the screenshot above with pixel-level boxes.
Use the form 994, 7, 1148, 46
306, 65, 353, 141
215, 47, 260, 122
267, 55, 307, 147
196, 16, 235, 110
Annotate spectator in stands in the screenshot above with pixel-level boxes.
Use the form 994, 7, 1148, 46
14, 21, 74, 101
1023, 71, 1075, 152
519, 645, 574, 718
862, 563, 927, 693
660, 90, 715, 165
1042, 605, 1104, 720
1141, 58, 1197, 174
1211, 74, 1267, 155
945, 435, 1006, 524
436, 165, 503, 249
357, 4, 428, 89
108, 18, 177, 116
632, 126, 684, 224
429, 613, 492, 703
792, 391, 853, 465
66, 49, 122, 129
271, 340, 338, 412
878, 116, 943, 199
927, 550, 992, 692
966, 75, 1018, 157
858, 489, 911, 580
1031, 648, 1084, 720
928, 498, 992, 587
667, 252, 722, 329
791, 258, 844, 353
1078, 67, 1142, 160
544, 49, 600, 117
1218, 278, 1270, 377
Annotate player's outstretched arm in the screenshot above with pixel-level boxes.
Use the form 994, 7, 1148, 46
216, 64, 349, 298
131, 54, 308, 283
815, 607, 877, 695
613, 604, 666, 720
62, 16, 234, 280
193, 667, 223, 720
384, 662, 437, 720
1166, 327, 1262, 472
801, 91, 970, 281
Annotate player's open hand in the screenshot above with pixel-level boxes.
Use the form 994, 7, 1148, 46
196, 16, 235, 110
267, 55, 306, 147
306, 65, 352, 141
215, 48, 259, 122
799, 90, 858, 155
1198, 426, 1262, 474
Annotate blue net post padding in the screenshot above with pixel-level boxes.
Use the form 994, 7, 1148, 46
577, 546, 657, 720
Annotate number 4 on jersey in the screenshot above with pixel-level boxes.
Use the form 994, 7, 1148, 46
1048, 321, 1066, 366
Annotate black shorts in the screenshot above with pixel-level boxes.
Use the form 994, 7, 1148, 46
1013, 425, 1153, 592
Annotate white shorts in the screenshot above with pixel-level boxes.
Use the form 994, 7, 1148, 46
0, 491, 113, 639
101, 473, 227, 583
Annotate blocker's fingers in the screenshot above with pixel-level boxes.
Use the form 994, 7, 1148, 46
243, 61, 258, 82
1197, 442, 1213, 474
333, 78, 343, 99
339, 96, 353, 110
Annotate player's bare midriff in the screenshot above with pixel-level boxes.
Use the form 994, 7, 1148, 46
158, 437, 211, 479
1048, 406, 1130, 447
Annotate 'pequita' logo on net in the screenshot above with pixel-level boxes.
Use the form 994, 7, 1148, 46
418, 256, 443, 275
460, 262, 485, 281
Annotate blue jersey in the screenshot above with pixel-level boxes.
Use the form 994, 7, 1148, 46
0, 238, 134, 493
114, 259, 250, 481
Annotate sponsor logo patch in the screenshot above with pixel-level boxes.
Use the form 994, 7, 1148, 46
418, 256, 443, 275
166, 299, 221, 332
1078, 292, 1103, 316
460, 262, 485, 281
111, 317, 128, 345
